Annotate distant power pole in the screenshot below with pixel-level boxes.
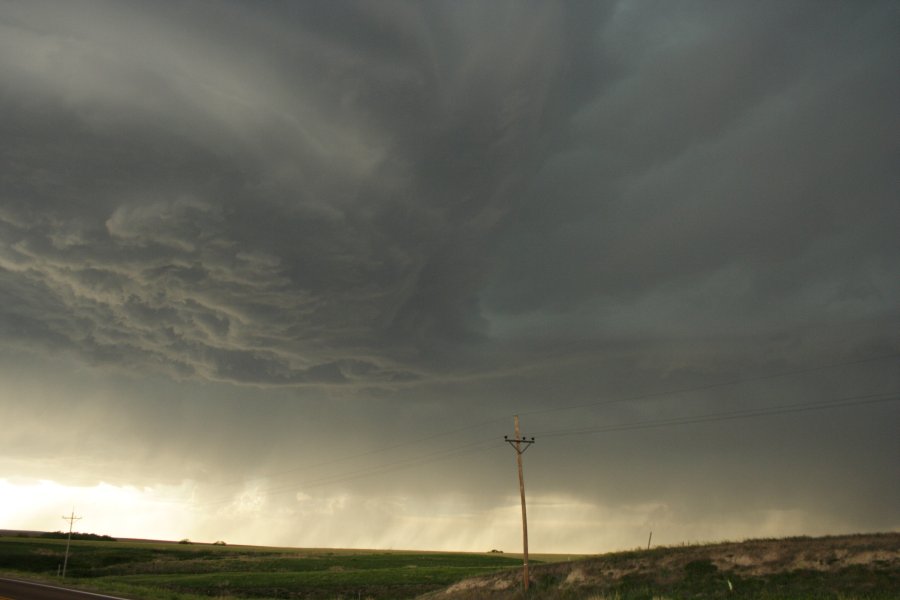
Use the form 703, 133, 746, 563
505, 415, 535, 592
61, 509, 82, 578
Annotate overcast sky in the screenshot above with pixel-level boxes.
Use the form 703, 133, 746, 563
1, 0, 898, 553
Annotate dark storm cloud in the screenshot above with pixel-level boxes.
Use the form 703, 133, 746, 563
0, 0, 897, 391
485, 1, 900, 344
0, 0, 567, 385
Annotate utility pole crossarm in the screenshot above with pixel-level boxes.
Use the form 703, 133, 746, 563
504, 434, 535, 454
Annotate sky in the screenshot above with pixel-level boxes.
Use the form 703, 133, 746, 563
0, 1, 898, 554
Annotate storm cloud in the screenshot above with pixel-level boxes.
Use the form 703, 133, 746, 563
1, 1, 898, 551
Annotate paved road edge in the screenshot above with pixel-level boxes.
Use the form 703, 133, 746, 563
0, 577, 133, 600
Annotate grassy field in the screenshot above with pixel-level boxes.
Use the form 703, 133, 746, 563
3, 533, 897, 599
0, 534, 532, 599
420, 532, 900, 600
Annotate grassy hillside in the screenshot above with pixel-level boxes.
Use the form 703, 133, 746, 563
420, 533, 900, 599
0, 534, 528, 599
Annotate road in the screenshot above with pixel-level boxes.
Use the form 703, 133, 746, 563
0, 578, 131, 600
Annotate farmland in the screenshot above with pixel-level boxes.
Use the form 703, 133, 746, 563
2, 532, 898, 599
0, 534, 532, 599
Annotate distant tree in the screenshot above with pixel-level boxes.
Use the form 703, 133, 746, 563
40, 531, 116, 541
178, 538, 192, 544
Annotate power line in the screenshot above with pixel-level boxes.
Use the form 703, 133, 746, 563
518, 352, 900, 419
147, 352, 897, 508
178, 351, 899, 495
531, 391, 899, 439
186, 391, 898, 509
143, 389, 900, 514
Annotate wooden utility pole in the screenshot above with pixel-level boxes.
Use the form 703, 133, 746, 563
505, 415, 535, 592
61, 509, 82, 578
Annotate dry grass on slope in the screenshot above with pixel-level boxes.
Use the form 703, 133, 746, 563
419, 532, 900, 600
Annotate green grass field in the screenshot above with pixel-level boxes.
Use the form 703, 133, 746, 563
0, 535, 530, 599
3, 533, 897, 599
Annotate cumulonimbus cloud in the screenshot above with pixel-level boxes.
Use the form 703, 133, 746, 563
0, 1, 897, 389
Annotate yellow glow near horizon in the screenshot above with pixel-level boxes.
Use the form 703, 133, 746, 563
0, 478, 863, 553
0, 479, 197, 541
